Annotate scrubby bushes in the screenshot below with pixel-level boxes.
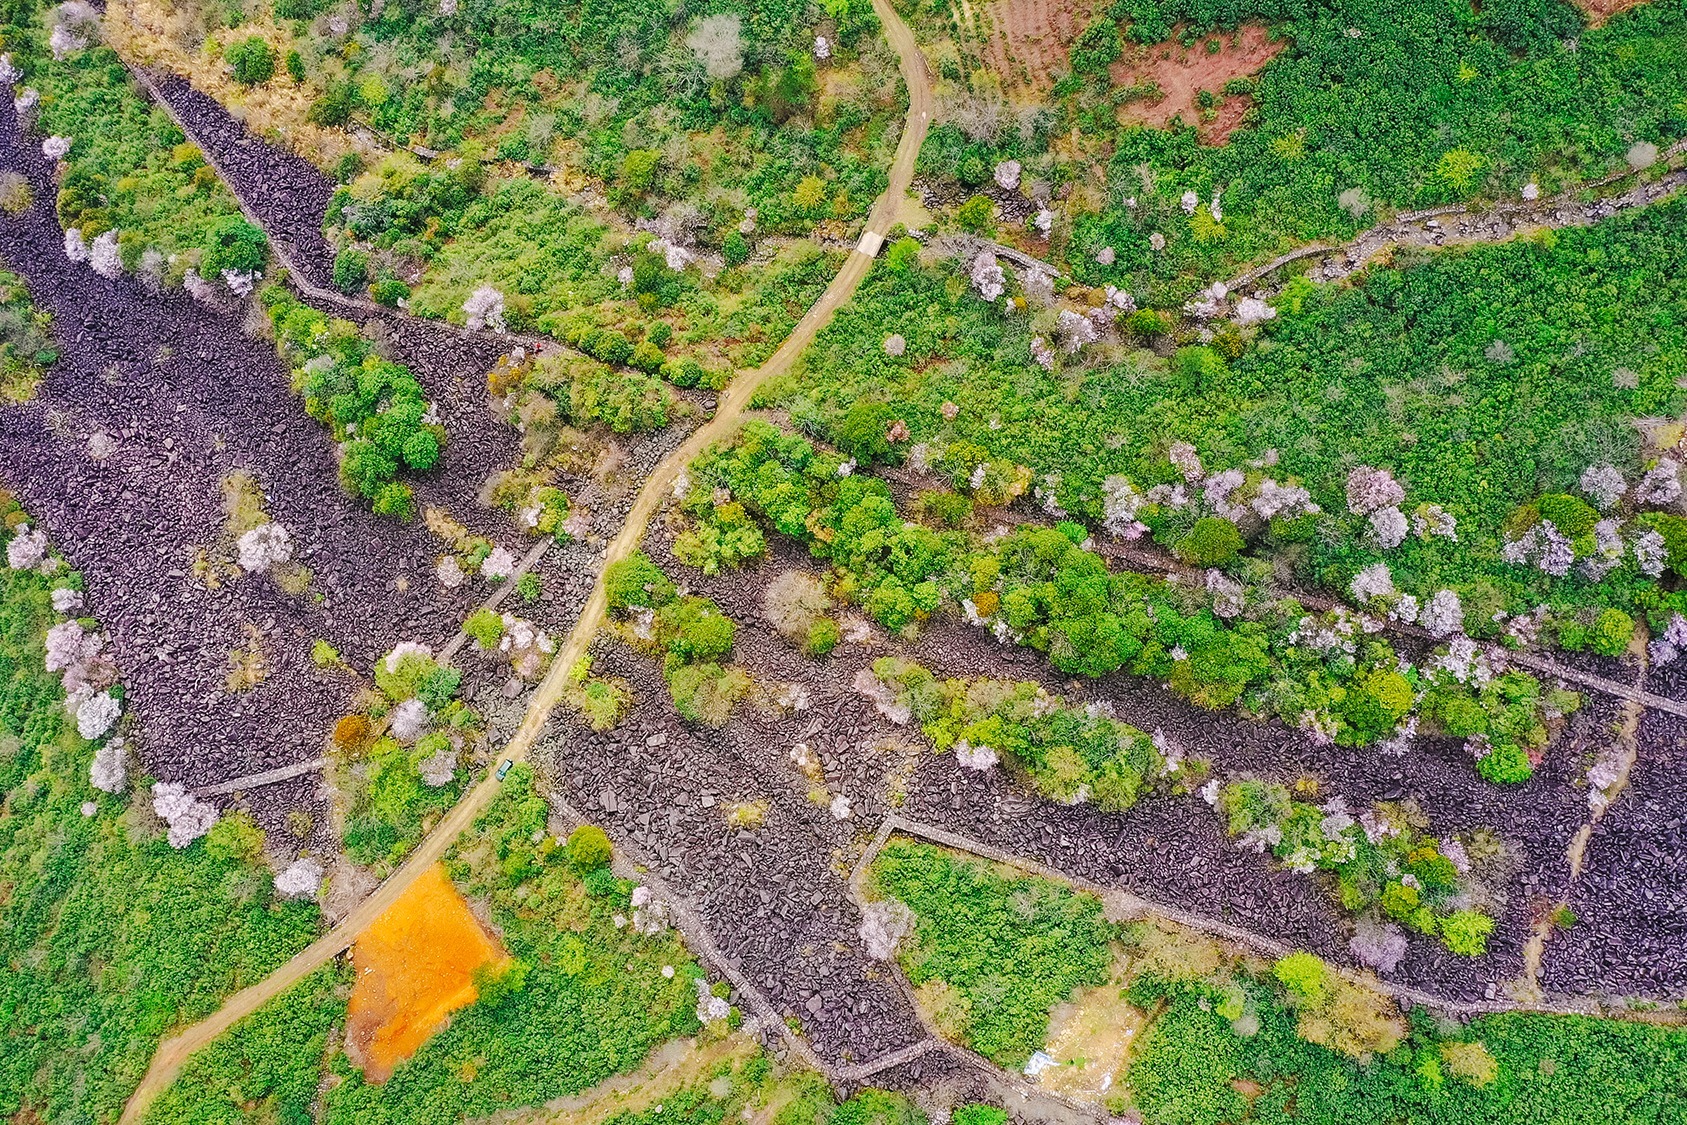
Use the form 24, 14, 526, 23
865, 657, 1186, 811
688, 422, 1569, 781
146, 767, 712, 1123
773, 199, 1687, 651
1127, 972, 1687, 1125
762, 569, 841, 656
5, 1, 257, 288
1212, 778, 1496, 956
336, 642, 477, 869
606, 551, 749, 726
0, 270, 56, 404
261, 285, 444, 517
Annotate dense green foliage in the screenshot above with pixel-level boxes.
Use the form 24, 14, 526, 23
0, 269, 56, 404
689, 421, 1567, 780
911, 0, 1687, 299
604, 552, 751, 725
141, 966, 345, 1125
292, 0, 898, 368
1127, 973, 1687, 1125
299, 0, 898, 216
870, 839, 1114, 1067
774, 197, 1687, 639
868, 656, 1173, 809
261, 284, 446, 517
0, 514, 319, 1123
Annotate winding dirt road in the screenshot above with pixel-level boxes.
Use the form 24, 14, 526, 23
115, 6, 930, 1120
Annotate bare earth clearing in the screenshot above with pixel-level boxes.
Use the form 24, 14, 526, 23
1110, 24, 1286, 144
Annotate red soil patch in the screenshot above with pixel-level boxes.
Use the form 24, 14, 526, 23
978, 0, 1107, 93
1110, 24, 1286, 145
1570, 0, 1653, 25
344, 863, 508, 1083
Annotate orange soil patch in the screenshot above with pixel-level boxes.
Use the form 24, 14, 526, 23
1570, 0, 1654, 25
979, 0, 1108, 93
1111, 24, 1286, 145
344, 863, 508, 1083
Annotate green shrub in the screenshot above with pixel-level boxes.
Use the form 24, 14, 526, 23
723, 229, 750, 266
202, 216, 269, 277
1441, 909, 1496, 957
805, 616, 840, 657
1176, 517, 1244, 566
464, 607, 505, 649
1273, 952, 1330, 1002
370, 278, 410, 306
659, 597, 735, 664
667, 662, 750, 726
955, 194, 994, 235
1590, 608, 1635, 657
605, 551, 676, 611
225, 36, 276, 85
332, 248, 370, 294
565, 824, 613, 873
871, 841, 1112, 1067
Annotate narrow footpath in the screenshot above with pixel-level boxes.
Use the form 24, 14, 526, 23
115, 4, 932, 1119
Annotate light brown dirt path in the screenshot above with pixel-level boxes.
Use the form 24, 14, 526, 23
116, 6, 930, 1121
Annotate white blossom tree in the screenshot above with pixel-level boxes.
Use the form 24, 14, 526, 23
685, 13, 744, 79
76, 689, 121, 739
481, 546, 518, 580
274, 857, 324, 898
388, 698, 429, 741
968, 251, 1004, 302
1346, 465, 1405, 515
237, 522, 294, 572
1349, 916, 1408, 973
89, 230, 122, 279
48, 0, 99, 58
436, 556, 467, 588
1419, 589, 1465, 638
419, 741, 457, 786
1348, 562, 1395, 604
7, 525, 47, 570
1411, 503, 1457, 541
463, 285, 507, 333
1580, 463, 1626, 510
1634, 459, 1682, 506
1055, 308, 1097, 354
89, 738, 126, 793
858, 899, 915, 960
1369, 506, 1407, 549
152, 782, 218, 848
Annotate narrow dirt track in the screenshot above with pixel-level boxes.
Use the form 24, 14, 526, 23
115, 7, 931, 1120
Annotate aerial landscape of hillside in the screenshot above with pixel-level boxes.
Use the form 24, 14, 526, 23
2, 0, 1686, 1119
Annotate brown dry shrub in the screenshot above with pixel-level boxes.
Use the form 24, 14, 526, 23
1293, 975, 1406, 1060
762, 569, 831, 647
0, 172, 32, 215
1441, 1039, 1499, 1087
334, 713, 373, 752
220, 470, 268, 534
